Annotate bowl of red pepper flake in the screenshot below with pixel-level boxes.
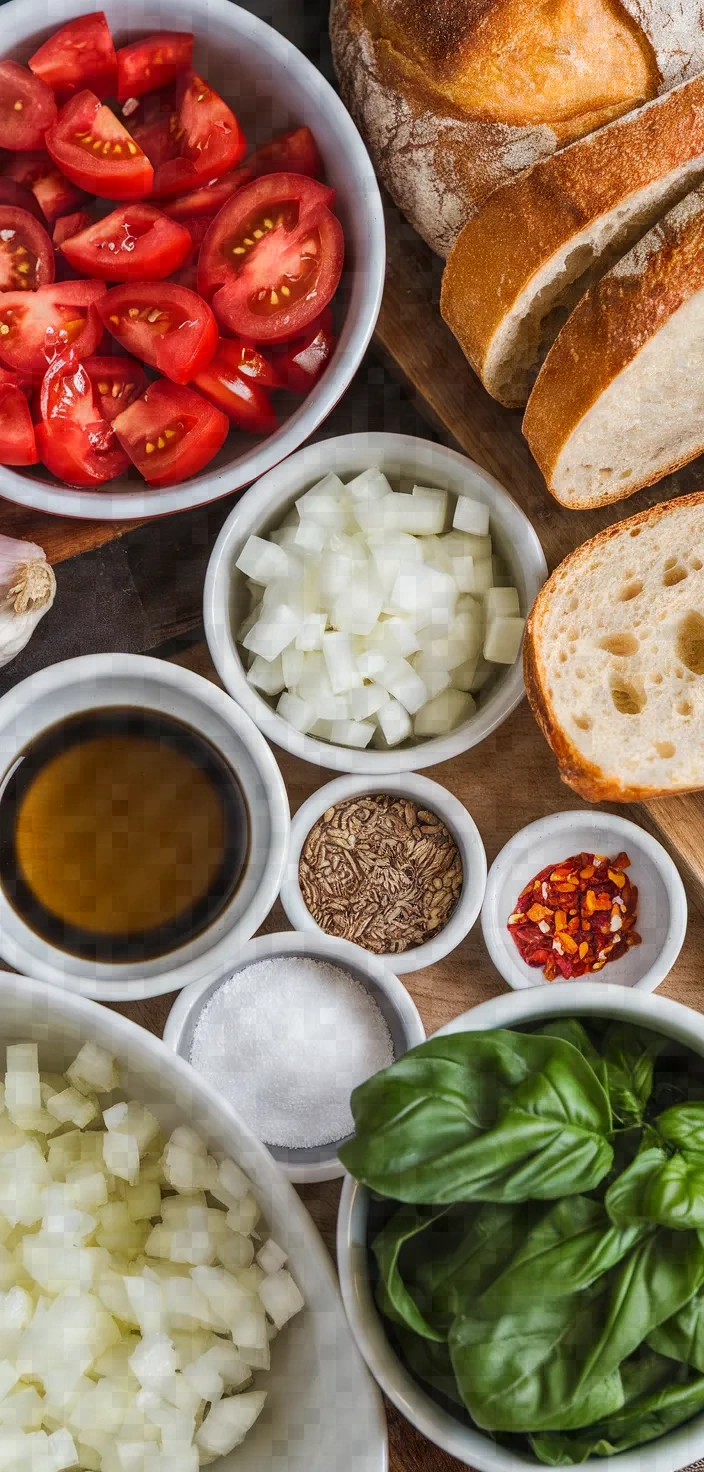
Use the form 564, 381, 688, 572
481, 811, 687, 993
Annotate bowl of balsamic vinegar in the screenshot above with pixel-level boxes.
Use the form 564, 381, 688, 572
0, 655, 289, 999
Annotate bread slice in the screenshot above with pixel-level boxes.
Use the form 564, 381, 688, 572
523, 187, 704, 509
440, 74, 704, 407
524, 494, 704, 802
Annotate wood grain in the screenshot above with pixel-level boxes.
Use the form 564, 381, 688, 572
0, 500, 142, 565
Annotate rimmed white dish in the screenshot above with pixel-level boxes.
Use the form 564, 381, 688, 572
0, 654, 289, 1000
162, 929, 425, 1184
481, 810, 687, 992
279, 773, 486, 974
204, 432, 548, 774
0, 0, 385, 520
337, 982, 704, 1472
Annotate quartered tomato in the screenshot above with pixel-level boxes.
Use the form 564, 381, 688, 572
52, 210, 92, 248
0, 383, 38, 464
192, 336, 277, 433
36, 349, 129, 486
0, 280, 106, 378
29, 13, 117, 103
217, 336, 281, 389
160, 167, 252, 220
0, 179, 46, 225
249, 127, 322, 180
150, 72, 246, 197
60, 203, 192, 281
128, 88, 179, 169
46, 91, 153, 201
0, 207, 54, 292
198, 173, 342, 343
268, 309, 336, 392
116, 32, 194, 103
113, 378, 229, 486
82, 354, 147, 421
98, 281, 217, 383
0, 62, 57, 152
2, 150, 86, 224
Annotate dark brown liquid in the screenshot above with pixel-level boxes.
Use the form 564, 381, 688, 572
0, 709, 249, 962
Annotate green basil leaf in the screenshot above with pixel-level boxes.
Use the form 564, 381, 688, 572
530, 1364, 704, 1463
393, 1325, 466, 1408
372, 1205, 448, 1341
412, 1202, 542, 1335
657, 1103, 704, 1157
607, 1141, 704, 1231
601, 1024, 663, 1127
535, 1021, 601, 1064
648, 1285, 704, 1371
605, 1147, 670, 1226
479, 1196, 650, 1312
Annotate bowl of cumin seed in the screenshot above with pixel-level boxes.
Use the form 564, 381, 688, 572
280, 773, 487, 975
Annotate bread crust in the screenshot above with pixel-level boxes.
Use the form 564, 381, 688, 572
524, 492, 704, 801
440, 74, 704, 402
523, 187, 704, 505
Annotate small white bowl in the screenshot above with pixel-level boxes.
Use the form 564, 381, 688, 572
162, 929, 425, 1183
0, 0, 385, 520
481, 810, 687, 992
0, 654, 289, 1000
204, 431, 548, 774
279, 774, 486, 974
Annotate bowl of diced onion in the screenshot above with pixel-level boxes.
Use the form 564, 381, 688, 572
0, 969, 386, 1471
203, 433, 548, 773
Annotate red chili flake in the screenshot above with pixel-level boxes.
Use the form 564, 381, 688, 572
507, 850, 640, 982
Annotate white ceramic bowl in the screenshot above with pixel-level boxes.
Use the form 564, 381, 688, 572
162, 929, 425, 1184
279, 774, 487, 974
0, 967, 386, 1471
204, 432, 548, 774
337, 981, 704, 1472
0, 0, 385, 520
0, 654, 289, 1000
481, 811, 687, 992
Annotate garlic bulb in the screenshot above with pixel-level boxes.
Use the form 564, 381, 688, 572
0, 534, 56, 669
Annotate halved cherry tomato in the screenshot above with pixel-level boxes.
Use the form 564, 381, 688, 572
98, 281, 217, 384
1, 150, 87, 225
0, 62, 57, 152
116, 32, 194, 103
198, 173, 342, 343
113, 378, 228, 486
37, 349, 128, 486
52, 210, 92, 248
29, 14, 117, 103
268, 309, 336, 392
160, 167, 252, 220
249, 127, 322, 181
60, 203, 192, 281
82, 355, 147, 422
0, 383, 38, 464
192, 338, 277, 435
0, 207, 54, 292
0, 179, 46, 225
46, 91, 153, 201
150, 72, 246, 196
0, 280, 106, 378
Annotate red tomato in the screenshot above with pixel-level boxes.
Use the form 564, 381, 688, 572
0, 62, 57, 152
116, 32, 194, 103
150, 72, 246, 196
160, 167, 252, 220
98, 282, 217, 384
46, 91, 153, 201
128, 88, 179, 169
0, 364, 32, 391
192, 340, 277, 435
60, 204, 192, 282
52, 210, 92, 248
249, 127, 322, 181
2, 151, 86, 225
37, 349, 128, 486
0, 207, 54, 292
198, 173, 343, 343
268, 309, 336, 393
113, 378, 229, 486
82, 355, 147, 421
216, 336, 281, 389
180, 214, 211, 256
0, 383, 38, 465
0, 280, 106, 378
29, 14, 117, 103
0, 179, 46, 225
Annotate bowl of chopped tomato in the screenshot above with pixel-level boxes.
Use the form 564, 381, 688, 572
0, 0, 385, 516
481, 810, 687, 993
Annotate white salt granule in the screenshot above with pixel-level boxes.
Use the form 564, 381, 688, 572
188, 957, 395, 1149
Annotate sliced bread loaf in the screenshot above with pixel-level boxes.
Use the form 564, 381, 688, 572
524, 495, 704, 802
523, 186, 704, 509
440, 74, 704, 407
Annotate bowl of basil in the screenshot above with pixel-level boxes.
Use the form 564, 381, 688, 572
336, 980, 704, 1471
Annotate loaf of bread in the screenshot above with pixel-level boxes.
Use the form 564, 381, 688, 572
440, 75, 704, 408
523, 186, 704, 509
524, 494, 704, 802
330, 0, 704, 258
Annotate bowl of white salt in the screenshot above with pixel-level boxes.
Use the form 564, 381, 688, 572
162, 930, 425, 1183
